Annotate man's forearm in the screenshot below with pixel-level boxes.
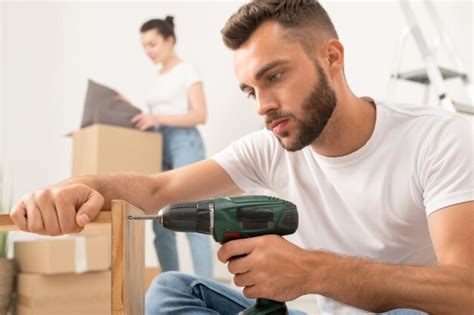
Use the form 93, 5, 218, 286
59, 173, 166, 214
306, 251, 474, 314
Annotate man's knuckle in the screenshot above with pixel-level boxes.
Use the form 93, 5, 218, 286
34, 189, 51, 202
52, 188, 67, 199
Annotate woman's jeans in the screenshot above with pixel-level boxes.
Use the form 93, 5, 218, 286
146, 272, 427, 315
153, 126, 213, 278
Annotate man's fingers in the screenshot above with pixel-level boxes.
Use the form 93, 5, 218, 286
36, 194, 62, 236
10, 200, 28, 231
25, 200, 45, 234
234, 271, 254, 287
242, 285, 258, 299
10, 184, 103, 235
75, 189, 104, 227
217, 238, 256, 263
54, 190, 82, 234
228, 255, 251, 275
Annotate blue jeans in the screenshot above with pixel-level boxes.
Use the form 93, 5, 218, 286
146, 272, 427, 315
145, 272, 306, 315
153, 126, 213, 278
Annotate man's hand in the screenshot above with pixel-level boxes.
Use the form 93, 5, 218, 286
10, 184, 104, 236
217, 235, 311, 301
131, 113, 159, 131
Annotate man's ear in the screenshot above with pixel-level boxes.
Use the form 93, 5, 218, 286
322, 39, 344, 77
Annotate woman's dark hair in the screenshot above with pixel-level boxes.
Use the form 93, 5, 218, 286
140, 16, 176, 44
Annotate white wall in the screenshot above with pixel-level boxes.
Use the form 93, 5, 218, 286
2, 1, 472, 277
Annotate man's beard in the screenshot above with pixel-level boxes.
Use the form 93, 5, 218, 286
266, 62, 337, 152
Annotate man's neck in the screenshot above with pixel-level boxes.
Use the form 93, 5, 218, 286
311, 94, 376, 158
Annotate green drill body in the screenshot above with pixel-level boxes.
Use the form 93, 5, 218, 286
212, 195, 298, 243
130, 195, 298, 315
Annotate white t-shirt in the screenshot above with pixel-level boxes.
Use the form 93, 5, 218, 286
146, 62, 201, 116
212, 101, 474, 314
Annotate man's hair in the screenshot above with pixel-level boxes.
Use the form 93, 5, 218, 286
221, 0, 338, 55
141, 16, 176, 44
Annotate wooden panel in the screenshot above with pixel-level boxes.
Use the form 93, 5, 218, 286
1, 200, 146, 315
111, 200, 145, 315
0, 211, 112, 232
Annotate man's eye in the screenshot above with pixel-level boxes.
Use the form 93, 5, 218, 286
269, 72, 282, 82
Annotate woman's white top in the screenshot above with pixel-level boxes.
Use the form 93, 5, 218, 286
146, 61, 201, 116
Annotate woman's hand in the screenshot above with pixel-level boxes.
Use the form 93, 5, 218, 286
115, 93, 131, 104
131, 113, 159, 131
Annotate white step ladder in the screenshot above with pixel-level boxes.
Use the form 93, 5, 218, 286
386, 0, 473, 115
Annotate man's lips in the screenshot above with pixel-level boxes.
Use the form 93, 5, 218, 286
270, 118, 289, 134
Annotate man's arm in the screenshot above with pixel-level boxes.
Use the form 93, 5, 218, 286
10, 159, 242, 235
307, 202, 474, 313
218, 201, 474, 313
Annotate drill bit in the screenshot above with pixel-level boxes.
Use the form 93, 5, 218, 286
127, 209, 163, 224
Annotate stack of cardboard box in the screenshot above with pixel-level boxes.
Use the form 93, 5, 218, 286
70, 124, 163, 291
13, 124, 163, 314
14, 231, 111, 314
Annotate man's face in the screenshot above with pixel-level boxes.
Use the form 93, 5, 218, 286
234, 21, 337, 151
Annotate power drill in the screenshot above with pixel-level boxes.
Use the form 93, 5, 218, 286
129, 195, 298, 315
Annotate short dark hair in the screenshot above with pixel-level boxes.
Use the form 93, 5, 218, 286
141, 16, 176, 44
221, 0, 338, 55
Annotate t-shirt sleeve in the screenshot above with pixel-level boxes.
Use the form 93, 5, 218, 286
211, 130, 275, 192
419, 116, 474, 215
184, 63, 201, 88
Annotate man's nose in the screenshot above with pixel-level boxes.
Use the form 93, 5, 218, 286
256, 91, 279, 116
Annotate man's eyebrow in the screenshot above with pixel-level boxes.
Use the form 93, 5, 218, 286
239, 59, 289, 92
255, 59, 288, 81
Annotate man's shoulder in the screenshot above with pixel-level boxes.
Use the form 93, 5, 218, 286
378, 102, 469, 132
381, 102, 458, 120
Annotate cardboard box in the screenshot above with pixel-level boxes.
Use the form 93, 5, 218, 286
14, 233, 110, 274
71, 124, 162, 176
16, 271, 110, 315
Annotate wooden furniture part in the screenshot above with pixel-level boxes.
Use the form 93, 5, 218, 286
112, 200, 145, 315
0, 199, 145, 315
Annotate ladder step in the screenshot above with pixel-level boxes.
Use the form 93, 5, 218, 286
453, 101, 474, 115
394, 67, 466, 84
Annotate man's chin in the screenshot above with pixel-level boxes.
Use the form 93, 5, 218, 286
274, 135, 303, 152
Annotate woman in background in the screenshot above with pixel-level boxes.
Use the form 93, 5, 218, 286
131, 16, 213, 278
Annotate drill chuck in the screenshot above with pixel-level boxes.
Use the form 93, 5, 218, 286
159, 200, 214, 235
